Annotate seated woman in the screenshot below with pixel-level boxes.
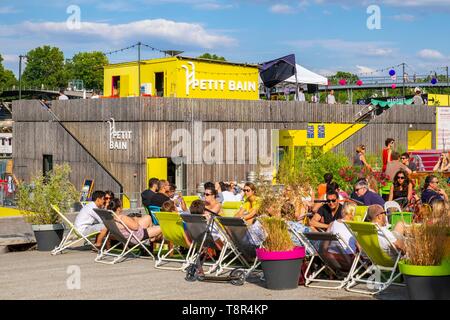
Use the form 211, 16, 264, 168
108, 198, 162, 244
388, 169, 413, 208
327, 202, 358, 254
433, 152, 450, 172
280, 202, 310, 247
234, 182, 261, 224
204, 186, 223, 216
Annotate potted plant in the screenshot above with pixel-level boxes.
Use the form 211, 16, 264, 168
256, 216, 305, 290
399, 205, 450, 300
18, 163, 79, 251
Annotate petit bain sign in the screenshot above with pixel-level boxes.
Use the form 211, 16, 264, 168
107, 118, 132, 150
181, 61, 257, 96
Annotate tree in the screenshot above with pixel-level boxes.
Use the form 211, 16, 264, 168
0, 54, 17, 89
329, 71, 359, 85
198, 53, 226, 61
22, 45, 66, 89
65, 51, 109, 90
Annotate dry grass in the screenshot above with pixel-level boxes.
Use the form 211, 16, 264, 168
259, 216, 295, 252
404, 205, 450, 266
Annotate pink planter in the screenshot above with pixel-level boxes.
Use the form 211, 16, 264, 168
256, 246, 305, 261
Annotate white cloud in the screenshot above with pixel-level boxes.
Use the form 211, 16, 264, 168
417, 49, 446, 60
0, 6, 19, 14
356, 65, 376, 74
270, 4, 294, 14
193, 2, 234, 10
391, 14, 416, 22
2, 54, 19, 63
290, 39, 395, 57
0, 19, 237, 50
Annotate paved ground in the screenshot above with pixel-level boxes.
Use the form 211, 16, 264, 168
0, 249, 407, 300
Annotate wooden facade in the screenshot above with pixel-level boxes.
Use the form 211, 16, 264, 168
13, 98, 437, 198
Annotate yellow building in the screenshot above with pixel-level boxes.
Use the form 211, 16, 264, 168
103, 56, 259, 100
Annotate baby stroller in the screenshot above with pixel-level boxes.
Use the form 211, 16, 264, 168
182, 210, 253, 285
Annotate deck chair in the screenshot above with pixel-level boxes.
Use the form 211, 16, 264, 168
344, 221, 404, 295
354, 206, 368, 222
50, 204, 100, 255
384, 201, 401, 214
214, 216, 261, 279
183, 195, 200, 208
93, 208, 154, 264
287, 224, 315, 257
147, 206, 161, 226
181, 214, 234, 275
389, 212, 413, 230
303, 232, 367, 289
221, 201, 242, 217
154, 211, 194, 270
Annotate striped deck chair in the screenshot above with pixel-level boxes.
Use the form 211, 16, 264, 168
93, 208, 154, 264
221, 201, 242, 217
303, 232, 368, 289
154, 211, 194, 271
214, 216, 261, 281
50, 204, 100, 255
344, 221, 404, 295
180, 214, 234, 275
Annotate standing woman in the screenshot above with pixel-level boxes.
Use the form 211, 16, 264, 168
235, 182, 261, 225
382, 138, 395, 173
388, 170, 413, 206
353, 145, 372, 172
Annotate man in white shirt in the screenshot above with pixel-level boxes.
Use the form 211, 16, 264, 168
74, 190, 106, 236
222, 182, 240, 202
58, 89, 69, 100
367, 204, 405, 260
326, 90, 336, 104
297, 87, 306, 102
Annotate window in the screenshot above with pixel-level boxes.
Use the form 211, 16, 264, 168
155, 72, 164, 97
43, 155, 53, 177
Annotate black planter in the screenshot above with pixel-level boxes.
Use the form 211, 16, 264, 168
404, 275, 450, 300
256, 247, 306, 290
32, 224, 64, 251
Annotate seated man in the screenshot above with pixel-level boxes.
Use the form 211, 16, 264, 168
141, 177, 159, 208
354, 180, 385, 206
366, 204, 405, 260
149, 180, 171, 207
74, 190, 106, 237
309, 191, 343, 231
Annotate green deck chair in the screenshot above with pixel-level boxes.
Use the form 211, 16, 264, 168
354, 206, 368, 222
154, 211, 195, 271
183, 195, 200, 209
222, 201, 242, 217
389, 212, 413, 230
344, 221, 404, 295
50, 204, 100, 255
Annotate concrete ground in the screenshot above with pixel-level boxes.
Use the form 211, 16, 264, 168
0, 249, 407, 300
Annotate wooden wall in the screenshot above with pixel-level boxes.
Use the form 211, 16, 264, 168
13, 98, 437, 196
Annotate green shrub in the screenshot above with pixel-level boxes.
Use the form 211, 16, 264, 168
18, 163, 79, 225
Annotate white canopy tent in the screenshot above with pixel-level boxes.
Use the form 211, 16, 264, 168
285, 64, 328, 85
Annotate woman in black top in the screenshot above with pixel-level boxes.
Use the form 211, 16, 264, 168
388, 169, 413, 206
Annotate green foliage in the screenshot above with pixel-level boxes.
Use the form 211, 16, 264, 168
0, 54, 17, 89
18, 163, 79, 225
197, 53, 226, 61
328, 71, 359, 85
22, 45, 67, 88
65, 51, 109, 90
277, 147, 351, 190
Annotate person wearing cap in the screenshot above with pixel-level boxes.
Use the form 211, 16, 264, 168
413, 87, 424, 105
354, 180, 385, 206
366, 204, 405, 259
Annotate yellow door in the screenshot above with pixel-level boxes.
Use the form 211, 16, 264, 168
146, 158, 168, 183
408, 131, 432, 151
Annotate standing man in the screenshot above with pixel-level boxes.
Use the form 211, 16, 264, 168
309, 191, 343, 231
385, 152, 412, 181
58, 88, 69, 100
141, 177, 159, 208
326, 90, 336, 104
413, 87, 424, 105
297, 87, 306, 102
382, 138, 395, 173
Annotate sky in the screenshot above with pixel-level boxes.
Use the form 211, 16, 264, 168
1, 0, 450, 77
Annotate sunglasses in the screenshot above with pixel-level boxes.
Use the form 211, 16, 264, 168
401, 157, 407, 160
327, 199, 337, 203
355, 188, 364, 192
361, 147, 365, 150
397, 176, 405, 180
243, 189, 252, 192
104, 197, 112, 200
204, 193, 213, 196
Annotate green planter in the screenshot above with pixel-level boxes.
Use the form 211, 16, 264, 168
399, 260, 450, 300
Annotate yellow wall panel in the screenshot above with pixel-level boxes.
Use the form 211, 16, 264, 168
408, 130, 432, 150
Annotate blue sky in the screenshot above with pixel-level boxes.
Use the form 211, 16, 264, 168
1, 0, 450, 77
